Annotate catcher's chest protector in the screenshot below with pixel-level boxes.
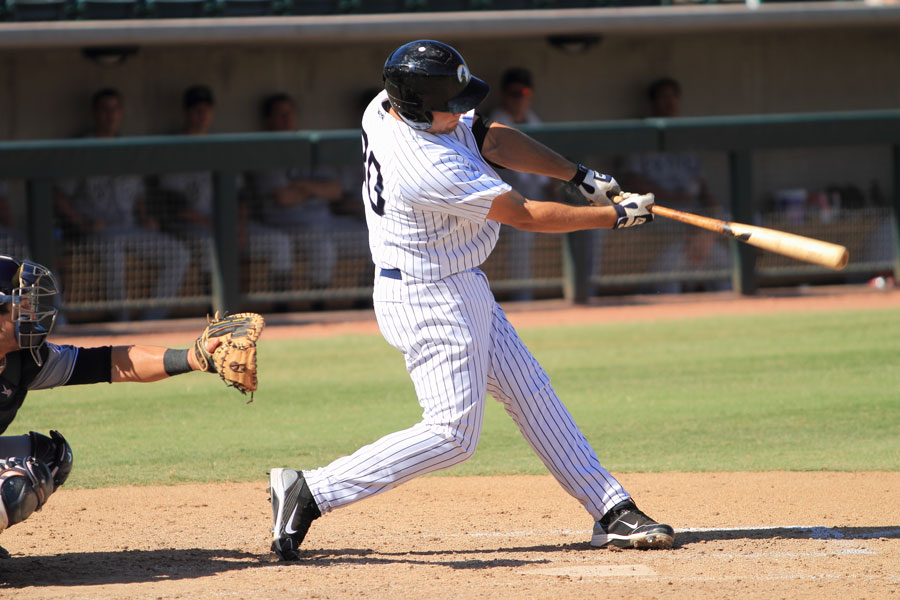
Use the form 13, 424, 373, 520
0, 350, 43, 434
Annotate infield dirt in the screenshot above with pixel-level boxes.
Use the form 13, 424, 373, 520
2, 287, 898, 599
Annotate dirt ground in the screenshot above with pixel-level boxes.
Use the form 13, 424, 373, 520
2, 287, 899, 599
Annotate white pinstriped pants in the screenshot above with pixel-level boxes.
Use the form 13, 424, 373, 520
304, 268, 629, 521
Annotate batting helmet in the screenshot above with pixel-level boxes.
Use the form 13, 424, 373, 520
0, 255, 59, 367
383, 40, 489, 131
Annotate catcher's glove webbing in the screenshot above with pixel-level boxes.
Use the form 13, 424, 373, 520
194, 312, 265, 401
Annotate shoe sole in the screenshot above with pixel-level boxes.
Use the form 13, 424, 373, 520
269, 468, 302, 561
591, 530, 675, 550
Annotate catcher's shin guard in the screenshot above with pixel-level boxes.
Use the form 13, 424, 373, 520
29, 430, 74, 489
0, 456, 55, 532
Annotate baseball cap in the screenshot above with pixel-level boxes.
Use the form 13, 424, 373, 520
500, 68, 533, 98
183, 84, 215, 109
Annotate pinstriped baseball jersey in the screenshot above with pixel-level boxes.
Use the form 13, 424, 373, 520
360, 91, 511, 281
302, 90, 631, 527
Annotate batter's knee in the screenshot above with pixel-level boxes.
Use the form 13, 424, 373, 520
428, 424, 478, 465
0, 457, 55, 532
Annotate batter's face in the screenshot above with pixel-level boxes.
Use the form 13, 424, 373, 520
428, 111, 463, 134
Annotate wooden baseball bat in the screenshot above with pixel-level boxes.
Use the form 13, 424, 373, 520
649, 204, 850, 270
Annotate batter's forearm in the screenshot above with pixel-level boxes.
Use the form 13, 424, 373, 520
519, 200, 618, 232
482, 123, 577, 181
487, 190, 618, 232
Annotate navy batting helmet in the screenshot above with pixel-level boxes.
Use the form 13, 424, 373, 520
383, 40, 489, 131
0, 255, 59, 367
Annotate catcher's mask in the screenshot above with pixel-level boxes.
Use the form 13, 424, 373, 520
0, 255, 60, 367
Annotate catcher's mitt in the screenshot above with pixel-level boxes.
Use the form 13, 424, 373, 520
194, 312, 265, 401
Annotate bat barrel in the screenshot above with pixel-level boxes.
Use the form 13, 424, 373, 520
649, 204, 850, 271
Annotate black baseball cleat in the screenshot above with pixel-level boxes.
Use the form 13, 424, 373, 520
269, 468, 321, 561
591, 499, 675, 550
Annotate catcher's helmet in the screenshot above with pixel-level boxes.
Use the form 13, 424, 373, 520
0, 255, 59, 367
383, 40, 489, 131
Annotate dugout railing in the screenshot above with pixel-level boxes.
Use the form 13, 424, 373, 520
0, 108, 898, 320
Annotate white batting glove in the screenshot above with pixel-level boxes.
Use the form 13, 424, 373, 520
612, 192, 655, 229
570, 164, 621, 206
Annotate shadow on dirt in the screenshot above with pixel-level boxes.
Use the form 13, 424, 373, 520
0, 548, 269, 588
6, 526, 897, 587
296, 543, 587, 569
0, 542, 585, 586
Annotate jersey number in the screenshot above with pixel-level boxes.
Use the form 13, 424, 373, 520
361, 129, 385, 216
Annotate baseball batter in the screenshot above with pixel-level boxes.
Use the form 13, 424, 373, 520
270, 39, 673, 560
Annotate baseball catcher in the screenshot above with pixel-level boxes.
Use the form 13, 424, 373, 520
0, 254, 263, 558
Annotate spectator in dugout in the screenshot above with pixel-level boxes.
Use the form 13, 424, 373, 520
615, 77, 731, 294
489, 67, 559, 301
248, 93, 365, 293
53, 88, 190, 321
0, 182, 30, 258
154, 84, 294, 295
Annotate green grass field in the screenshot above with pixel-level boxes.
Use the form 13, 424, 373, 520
14, 306, 900, 488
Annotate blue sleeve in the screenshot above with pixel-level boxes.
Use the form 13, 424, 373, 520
28, 344, 112, 390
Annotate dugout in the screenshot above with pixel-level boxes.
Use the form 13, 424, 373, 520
0, 3, 898, 319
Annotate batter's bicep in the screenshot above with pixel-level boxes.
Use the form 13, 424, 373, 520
486, 189, 531, 228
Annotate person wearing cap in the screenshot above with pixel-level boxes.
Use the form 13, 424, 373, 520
616, 77, 730, 294
0, 182, 30, 259
248, 93, 365, 301
155, 85, 294, 297
489, 68, 558, 301
53, 88, 190, 321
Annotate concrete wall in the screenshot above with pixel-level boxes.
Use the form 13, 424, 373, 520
1, 28, 898, 139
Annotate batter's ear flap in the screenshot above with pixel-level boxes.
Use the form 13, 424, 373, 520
472, 114, 505, 171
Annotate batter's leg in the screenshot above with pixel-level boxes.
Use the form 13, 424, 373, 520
484, 301, 629, 521
303, 270, 495, 514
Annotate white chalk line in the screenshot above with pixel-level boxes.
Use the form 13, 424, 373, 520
396, 525, 900, 541
597, 573, 900, 584
679, 525, 900, 540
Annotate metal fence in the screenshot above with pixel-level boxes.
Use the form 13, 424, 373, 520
0, 109, 898, 322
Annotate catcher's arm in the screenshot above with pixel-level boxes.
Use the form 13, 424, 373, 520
110, 338, 221, 383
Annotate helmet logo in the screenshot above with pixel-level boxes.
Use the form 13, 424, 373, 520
457, 64, 470, 84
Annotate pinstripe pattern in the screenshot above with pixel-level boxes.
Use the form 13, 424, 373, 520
361, 92, 510, 281
303, 90, 631, 525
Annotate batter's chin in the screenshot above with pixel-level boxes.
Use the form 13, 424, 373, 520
430, 122, 460, 134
